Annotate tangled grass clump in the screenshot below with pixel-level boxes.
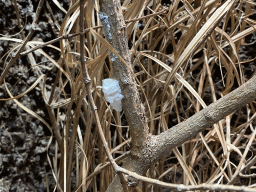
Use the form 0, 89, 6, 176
1, 0, 256, 191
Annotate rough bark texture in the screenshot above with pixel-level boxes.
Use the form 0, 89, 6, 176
106, 156, 149, 191
99, 1, 152, 191
99, 0, 149, 155
150, 73, 256, 162
106, 66, 256, 191
99, 0, 256, 191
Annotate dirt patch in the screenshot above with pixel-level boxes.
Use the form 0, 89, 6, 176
0, 0, 69, 191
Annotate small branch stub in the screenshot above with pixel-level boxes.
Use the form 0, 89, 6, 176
83, 77, 90, 84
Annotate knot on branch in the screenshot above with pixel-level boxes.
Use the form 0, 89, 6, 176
83, 77, 91, 84
126, 175, 138, 187
203, 110, 216, 123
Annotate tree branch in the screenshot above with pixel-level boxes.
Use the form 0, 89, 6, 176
151, 74, 256, 162
98, 0, 256, 191
99, 0, 149, 154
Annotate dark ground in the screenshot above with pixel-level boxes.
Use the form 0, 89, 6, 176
0, 0, 256, 192
0, 0, 69, 191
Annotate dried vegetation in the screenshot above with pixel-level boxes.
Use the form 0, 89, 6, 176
1, 0, 256, 191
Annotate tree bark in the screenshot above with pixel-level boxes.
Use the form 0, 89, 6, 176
98, 1, 152, 190
149, 73, 256, 162
99, 0, 149, 155
98, 0, 256, 191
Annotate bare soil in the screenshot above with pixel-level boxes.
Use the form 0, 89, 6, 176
0, 0, 68, 191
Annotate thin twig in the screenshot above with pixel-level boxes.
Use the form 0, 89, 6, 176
72, 152, 130, 192
13, 0, 25, 39
79, 0, 129, 191
0, 0, 45, 85
20, 7, 168, 57
114, 165, 256, 192
126, 7, 168, 23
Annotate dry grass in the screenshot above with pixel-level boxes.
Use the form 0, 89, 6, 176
1, 0, 256, 191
